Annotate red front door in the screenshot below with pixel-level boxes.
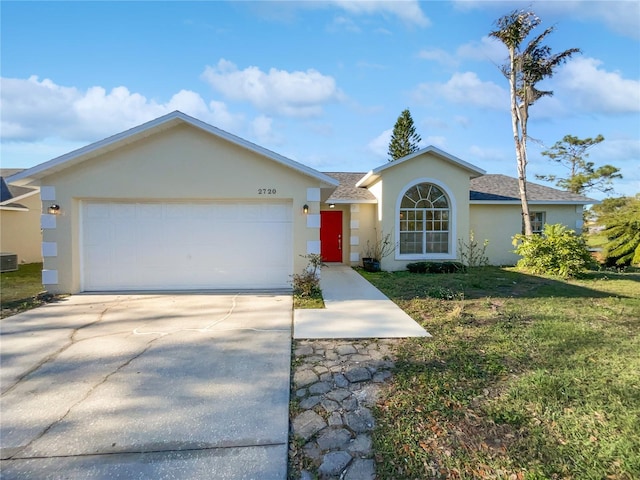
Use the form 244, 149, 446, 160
320, 211, 342, 262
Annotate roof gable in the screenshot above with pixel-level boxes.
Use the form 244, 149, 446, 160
9, 111, 339, 188
356, 146, 485, 188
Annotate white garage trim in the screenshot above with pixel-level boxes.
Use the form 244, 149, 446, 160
81, 200, 293, 291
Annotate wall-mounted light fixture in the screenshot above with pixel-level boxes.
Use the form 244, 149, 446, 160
303, 204, 309, 214
329, 203, 335, 209
48, 204, 61, 215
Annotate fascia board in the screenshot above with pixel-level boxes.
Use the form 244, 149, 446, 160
8, 111, 339, 188
470, 200, 598, 205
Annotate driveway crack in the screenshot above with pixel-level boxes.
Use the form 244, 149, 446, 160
2, 303, 117, 396
6, 334, 163, 460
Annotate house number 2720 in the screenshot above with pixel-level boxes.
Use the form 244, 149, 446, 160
258, 188, 277, 194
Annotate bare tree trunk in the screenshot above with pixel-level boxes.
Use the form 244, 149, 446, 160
516, 137, 533, 235
508, 47, 533, 236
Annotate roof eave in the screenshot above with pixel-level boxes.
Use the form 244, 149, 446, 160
0, 188, 40, 205
368, 146, 486, 179
355, 171, 378, 188
8, 111, 340, 188
0, 204, 29, 211
470, 200, 598, 205
325, 199, 378, 205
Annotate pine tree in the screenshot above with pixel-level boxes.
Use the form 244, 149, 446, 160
388, 109, 422, 161
599, 194, 640, 266
536, 134, 621, 195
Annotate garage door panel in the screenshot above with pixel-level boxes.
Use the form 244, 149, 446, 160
82, 202, 292, 291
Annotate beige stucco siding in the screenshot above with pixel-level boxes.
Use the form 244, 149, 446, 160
368, 152, 472, 271
469, 203, 585, 265
0, 193, 42, 264
352, 203, 377, 266
39, 124, 327, 293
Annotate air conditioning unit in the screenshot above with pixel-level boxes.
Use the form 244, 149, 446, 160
0, 253, 18, 273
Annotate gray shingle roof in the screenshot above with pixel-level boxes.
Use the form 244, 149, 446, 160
323, 172, 596, 204
470, 174, 596, 203
323, 172, 376, 203
1, 169, 38, 206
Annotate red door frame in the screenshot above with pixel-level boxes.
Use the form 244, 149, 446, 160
320, 210, 343, 262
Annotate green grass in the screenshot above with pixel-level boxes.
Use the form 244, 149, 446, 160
585, 232, 609, 249
361, 267, 640, 480
293, 292, 325, 309
0, 263, 51, 317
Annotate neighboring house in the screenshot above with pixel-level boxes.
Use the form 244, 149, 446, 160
0, 169, 42, 264
8, 111, 595, 294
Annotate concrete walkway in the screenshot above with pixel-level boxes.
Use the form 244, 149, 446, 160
294, 265, 430, 339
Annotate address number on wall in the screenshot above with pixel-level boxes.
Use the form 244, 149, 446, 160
258, 188, 277, 194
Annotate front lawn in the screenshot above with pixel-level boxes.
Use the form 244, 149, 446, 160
361, 267, 640, 479
0, 263, 52, 318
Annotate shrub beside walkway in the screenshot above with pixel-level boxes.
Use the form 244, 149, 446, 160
289, 339, 400, 480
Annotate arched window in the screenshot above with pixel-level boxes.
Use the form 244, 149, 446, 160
399, 183, 450, 254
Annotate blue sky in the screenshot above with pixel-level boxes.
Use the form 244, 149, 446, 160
2, 0, 639, 200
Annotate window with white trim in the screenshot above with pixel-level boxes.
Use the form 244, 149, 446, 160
529, 211, 546, 234
399, 183, 450, 254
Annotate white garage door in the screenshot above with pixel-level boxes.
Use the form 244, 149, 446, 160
82, 201, 293, 291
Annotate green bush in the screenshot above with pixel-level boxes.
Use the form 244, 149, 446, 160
512, 224, 596, 277
292, 254, 324, 297
406, 261, 465, 274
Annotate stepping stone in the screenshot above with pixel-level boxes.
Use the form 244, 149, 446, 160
328, 412, 343, 426
296, 345, 314, 356
334, 373, 349, 388
321, 399, 340, 412
309, 381, 332, 395
319, 451, 352, 477
293, 410, 327, 440
345, 367, 372, 383
299, 395, 322, 409
344, 458, 375, 480
316, 428, 352, 450
294, 369, 319, 387
345, 408, 375, 433
348, 434, 372, 456
326, 388, 351, 402
336, 344, 357, 355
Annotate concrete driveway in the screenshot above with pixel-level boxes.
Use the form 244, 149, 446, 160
0, 293, 292, 479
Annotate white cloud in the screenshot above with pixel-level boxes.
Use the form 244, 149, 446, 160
250, 115, 284, 145
328, 15, 361, 33
0, 76, 243, 142
417, 48, 458, 67
554, 57, 640, 114
417, 36, 505, 70
201, 59, 344, 118
413, 72, 508, 110
457, 36, 507, 65
367, 128, 392, 158
331, 0, 430, 27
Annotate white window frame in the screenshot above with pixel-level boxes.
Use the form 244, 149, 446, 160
394, 178, 457, 261
529, 211, 546, 234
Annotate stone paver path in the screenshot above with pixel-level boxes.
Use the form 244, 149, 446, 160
289, 339, 400, 480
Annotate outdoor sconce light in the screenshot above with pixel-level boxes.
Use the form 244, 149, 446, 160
329, 203, 335, 209
48, 204, 61, 215
303, 204, 309, 214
